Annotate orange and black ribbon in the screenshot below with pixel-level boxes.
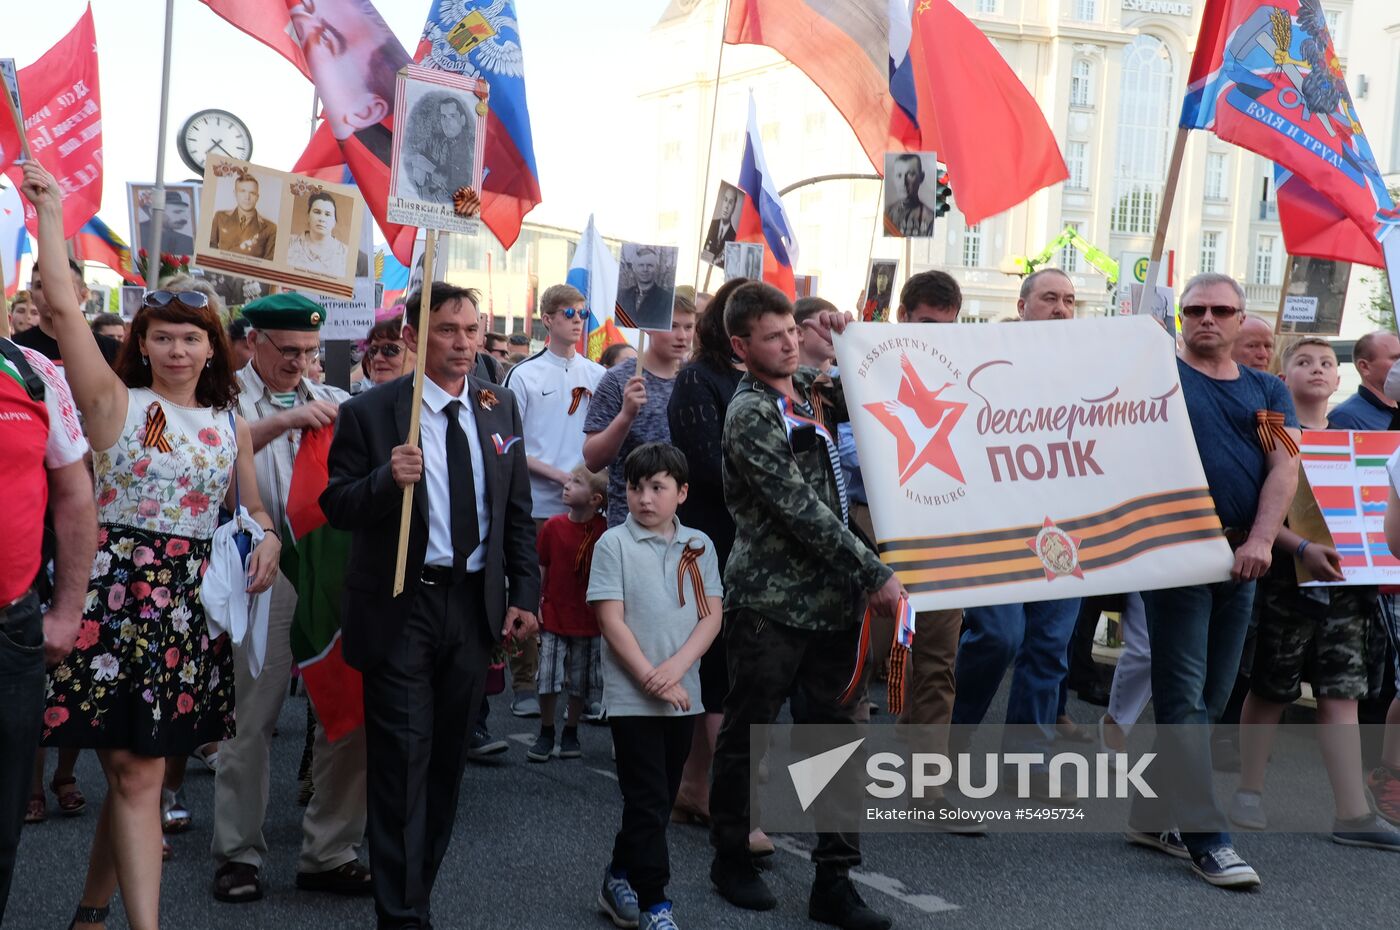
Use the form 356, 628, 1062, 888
573, 520, 601, 584
1256, 410, 1300, 457
676, 543, 711, 619
568, 386, 592, 416
839, 595, 915, 715
142, 401, 172, 453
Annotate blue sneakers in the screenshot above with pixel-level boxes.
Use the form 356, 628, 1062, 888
640, 902, 679, 930
599, 867, 640, 929
1190, 845, 1261, 889
1125, 829, 1190, 860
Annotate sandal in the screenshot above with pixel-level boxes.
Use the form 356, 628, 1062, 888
66, 903, 109, 929
190, 742, 219, 773
295, 859, 373, 896
161, 788, 191, 833
213, 862, 263, 903
24, 792, 46, 824
51, 776, 86, 816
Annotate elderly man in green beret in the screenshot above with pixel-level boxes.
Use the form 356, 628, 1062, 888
212, 293, 371, 903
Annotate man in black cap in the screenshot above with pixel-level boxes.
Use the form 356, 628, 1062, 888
212, 293, 371, 904
140, 189, 195, 258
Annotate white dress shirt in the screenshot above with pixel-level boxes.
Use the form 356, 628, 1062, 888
420, 377, 489, 571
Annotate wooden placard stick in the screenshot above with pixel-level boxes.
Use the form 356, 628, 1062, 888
0, 60, 31, 162
392, 229, 438, 596
1135, 126, 1190, 316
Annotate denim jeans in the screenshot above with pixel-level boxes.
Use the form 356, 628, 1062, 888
1128, 580, 1255, 856
0, 591, 44, 925
952, 598, 1081, 755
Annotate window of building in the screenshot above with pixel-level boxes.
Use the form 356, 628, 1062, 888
1074, 0, 1097, 22
976, 0, 999, 13
1059, 223, 1081, 273
660, 140, 681, 163
1200, 231, 1221, 275
962, 224, 982, 267
804, 112, 826, 136
1110, 35, 1175, 234
1254, 235, 1276, 284
1204, 153, 1227, 200
1066, 141, 1089, 189
1070, 59, 1093, 108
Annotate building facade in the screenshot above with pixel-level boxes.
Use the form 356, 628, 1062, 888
639, 0, 1374, 323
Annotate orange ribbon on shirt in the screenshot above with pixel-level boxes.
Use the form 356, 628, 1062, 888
573, 520, 601, 584
676, 543, 711, 619
568, 386, 592, 416
1255, 410, 1299, 457
142, 401, 173, 453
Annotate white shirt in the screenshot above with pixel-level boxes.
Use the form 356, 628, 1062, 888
420, 378, 489, 570
503, 346, 606, 518
20, 347, 88, 468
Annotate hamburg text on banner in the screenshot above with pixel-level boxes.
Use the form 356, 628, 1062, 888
833, 317, 1235, 612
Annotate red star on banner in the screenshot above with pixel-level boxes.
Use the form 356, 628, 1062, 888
864, 353, 967, 486
1025, 517, 1084, 581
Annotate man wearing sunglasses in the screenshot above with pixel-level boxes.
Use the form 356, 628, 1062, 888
214, 294, 371, 905
500, 284, 606, 719
1124, 273, 1298, 890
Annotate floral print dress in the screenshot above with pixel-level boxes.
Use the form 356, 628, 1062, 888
44, 388, 238, 756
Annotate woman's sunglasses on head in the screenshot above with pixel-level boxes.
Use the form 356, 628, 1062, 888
142, 289, 209, 310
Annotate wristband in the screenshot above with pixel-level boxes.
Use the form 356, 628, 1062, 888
1296, 539, 1310, 558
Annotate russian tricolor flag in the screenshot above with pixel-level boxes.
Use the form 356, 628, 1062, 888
736, 94, 798, 299
887, 0, 919, 128
566, 215, 626, 361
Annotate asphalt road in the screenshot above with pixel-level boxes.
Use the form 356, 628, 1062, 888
9, 685, 1396, 930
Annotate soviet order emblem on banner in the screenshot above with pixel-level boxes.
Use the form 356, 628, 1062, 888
834, 316, 1234, 611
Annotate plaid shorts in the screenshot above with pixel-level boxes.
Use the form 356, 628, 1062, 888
536, 630, 602, 701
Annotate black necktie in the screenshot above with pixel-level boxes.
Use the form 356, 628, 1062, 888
443, 400, 479, 579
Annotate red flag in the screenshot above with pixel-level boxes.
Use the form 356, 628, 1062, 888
0, 6, 103, 238
906, 1, 1067, 227
1181, 0, 1398, 268
198, 0, 309, 77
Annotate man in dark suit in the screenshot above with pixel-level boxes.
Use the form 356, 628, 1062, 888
321, 282, 539, 929
703, 185, 740, 266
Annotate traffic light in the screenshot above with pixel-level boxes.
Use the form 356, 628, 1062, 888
934, 170, 953, 217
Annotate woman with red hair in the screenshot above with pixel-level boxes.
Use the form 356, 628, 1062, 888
19, 162, 280, 930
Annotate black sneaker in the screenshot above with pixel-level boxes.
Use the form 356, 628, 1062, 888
1190, 845, 1261, 889
709, 856, 776, 911
1125, 829, 1190, 860
808, 877, 892, 930
559, 728, 582, 759
467, 727, 508, 761
527, 731, 555, 763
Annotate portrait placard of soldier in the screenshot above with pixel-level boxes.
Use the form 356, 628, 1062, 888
128, 182, 201, 260
1275, 256, 1351, 337
862, 259, 899, 322
119, 286, 145, 321
723, 242, 763, 284
700, 181, 745, 268
883, 151, 938, 238
616, 242, 679, 332
196, 155, 363, 299
387, 64, 487, 235
794, 274, 818, 300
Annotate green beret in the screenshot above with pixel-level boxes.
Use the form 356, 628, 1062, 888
241, 293, 326, 332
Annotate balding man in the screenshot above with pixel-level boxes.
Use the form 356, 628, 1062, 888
1328, 331, 1400, 431
951, 267, 1083, 798
1232, 316, 1275, 372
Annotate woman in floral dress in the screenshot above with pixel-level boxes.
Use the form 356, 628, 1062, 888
21, 163, 281, 930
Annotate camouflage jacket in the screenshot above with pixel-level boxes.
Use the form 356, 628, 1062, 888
722, 368, 892, 631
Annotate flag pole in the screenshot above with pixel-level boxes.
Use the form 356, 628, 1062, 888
693, 2, 732, 289
144, 0, 177, 285
1137, 126, 1190, 313
393, 229, 438, 597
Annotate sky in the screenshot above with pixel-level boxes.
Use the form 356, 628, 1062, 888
8, 0, 673, 267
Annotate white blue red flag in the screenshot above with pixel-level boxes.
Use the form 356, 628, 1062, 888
0, 183, 25, 298
565, 215, 626, 362
1182, 0, 1400, 269
416, 1, 542, 250
736, 94, 798, 298
887, 0, 918, 128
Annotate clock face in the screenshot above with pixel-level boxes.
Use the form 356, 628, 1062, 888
178, 109, 253, 175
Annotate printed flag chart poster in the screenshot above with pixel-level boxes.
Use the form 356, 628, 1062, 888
835, 316, 1234, 611
1299, 430, 1400, 584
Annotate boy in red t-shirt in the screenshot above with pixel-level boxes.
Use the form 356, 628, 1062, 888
529, 465, 609, 762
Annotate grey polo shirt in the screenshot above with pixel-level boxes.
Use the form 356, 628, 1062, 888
587, 515, 722, 717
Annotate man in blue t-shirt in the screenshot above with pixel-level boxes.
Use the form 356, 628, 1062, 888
1328, 330, 1400, 431
1125, 274, 1298, 890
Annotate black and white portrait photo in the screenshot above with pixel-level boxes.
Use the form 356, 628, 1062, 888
723, 242, 763, 284
701, 181, 745, 267
883, 151, 938, 238
128, 182, 201, 260
388, 65, 487, 235
616, 242, 678, 332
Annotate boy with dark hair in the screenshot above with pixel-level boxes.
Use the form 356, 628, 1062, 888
589, 442, 722, 930
529, 465, 609, 762
793, 296, 838, 371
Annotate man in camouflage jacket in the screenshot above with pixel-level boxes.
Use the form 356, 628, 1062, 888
707, 282, 903, 930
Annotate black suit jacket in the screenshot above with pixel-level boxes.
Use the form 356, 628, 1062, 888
703, 218, 736, 262
320, 373, 540, 671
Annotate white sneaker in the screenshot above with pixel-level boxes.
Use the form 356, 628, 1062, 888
1228, 790, 1267, 830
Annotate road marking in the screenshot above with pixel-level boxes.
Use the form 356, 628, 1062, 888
769, 835, 960, 914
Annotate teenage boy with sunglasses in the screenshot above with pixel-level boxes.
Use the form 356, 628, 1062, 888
214, 294, 371, 904
1124, 273, 1298, 890
503, 284, 607, 719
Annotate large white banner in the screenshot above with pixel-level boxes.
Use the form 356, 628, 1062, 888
835, 317, 1233, 611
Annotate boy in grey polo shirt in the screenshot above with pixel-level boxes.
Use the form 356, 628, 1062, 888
588, 443, 722, 930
